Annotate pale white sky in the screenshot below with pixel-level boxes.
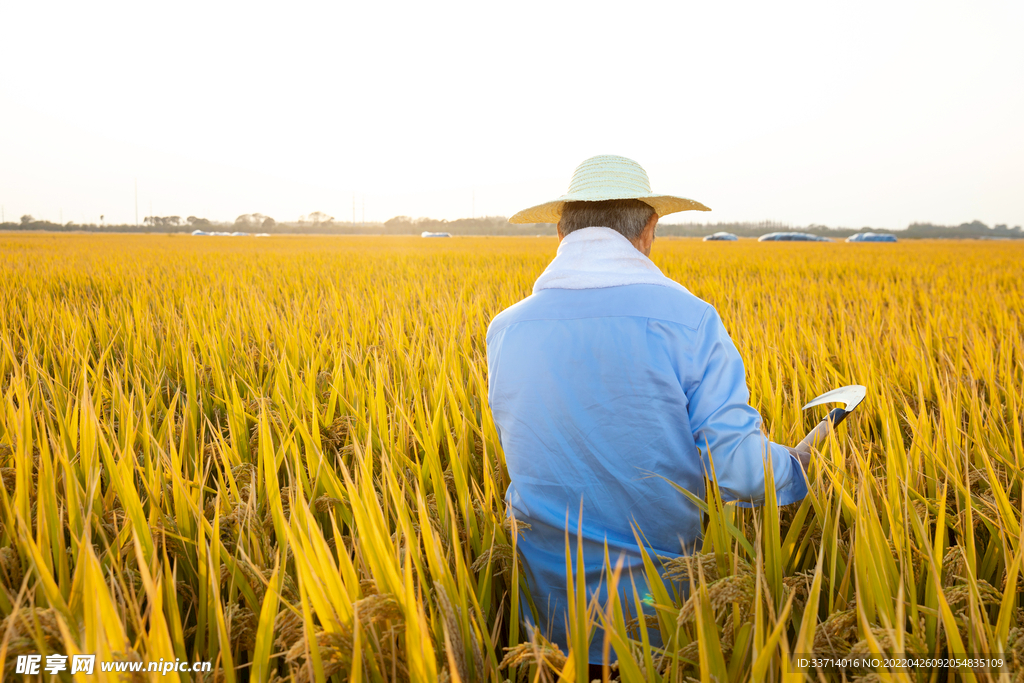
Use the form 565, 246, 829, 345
1, 1, 1022, 228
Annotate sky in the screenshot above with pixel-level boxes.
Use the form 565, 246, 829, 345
1, 1, 1022, 229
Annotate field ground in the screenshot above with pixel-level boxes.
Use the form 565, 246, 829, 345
1, 234, 1022, 682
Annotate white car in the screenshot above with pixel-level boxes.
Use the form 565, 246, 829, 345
846, 232, 897, 242
758, 232, 833, 242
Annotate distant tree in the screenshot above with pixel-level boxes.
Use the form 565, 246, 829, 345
187, 216, 211, 227
142, 216, 182, 227
384, 216, 414, 230
307, 211, 334, 226
20, 215, 33, 224
261, 216, 276, 229
234, 213, 272, 228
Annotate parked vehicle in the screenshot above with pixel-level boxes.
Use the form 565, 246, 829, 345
846, 232, 898, 242
758, 232, 833, 242
702, 232, 738, 241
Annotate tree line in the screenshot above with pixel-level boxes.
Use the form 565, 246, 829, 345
3, 214, 1021, 239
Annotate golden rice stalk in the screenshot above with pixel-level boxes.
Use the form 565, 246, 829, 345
0, 234, 1020, 681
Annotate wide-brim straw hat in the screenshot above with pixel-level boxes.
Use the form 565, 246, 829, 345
508, 154, 710, 224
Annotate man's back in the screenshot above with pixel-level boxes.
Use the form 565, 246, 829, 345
486, 257, 807, 661
488, 284, 712, 557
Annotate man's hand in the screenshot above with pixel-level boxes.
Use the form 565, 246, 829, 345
787, 445, 812, 473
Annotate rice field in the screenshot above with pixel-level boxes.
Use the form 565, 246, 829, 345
0, 233, 1022, 682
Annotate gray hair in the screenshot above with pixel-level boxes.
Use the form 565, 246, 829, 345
558, 199, 656, 242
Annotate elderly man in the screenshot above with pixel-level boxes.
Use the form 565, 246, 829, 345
486, 155, 810, 665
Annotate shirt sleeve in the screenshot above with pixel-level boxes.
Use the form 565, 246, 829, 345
684, 308, 808, 507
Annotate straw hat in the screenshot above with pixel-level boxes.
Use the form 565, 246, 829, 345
508, 154, 710, 224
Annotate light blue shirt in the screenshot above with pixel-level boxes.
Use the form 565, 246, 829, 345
486, 281, 808, 661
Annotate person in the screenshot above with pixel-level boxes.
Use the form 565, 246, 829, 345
485, 155, 810, 668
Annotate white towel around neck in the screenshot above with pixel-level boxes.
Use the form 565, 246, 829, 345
532, 226, 690, 295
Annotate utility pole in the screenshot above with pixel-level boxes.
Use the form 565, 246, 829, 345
135, 179, 139, 227
472, 190, 475, 219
